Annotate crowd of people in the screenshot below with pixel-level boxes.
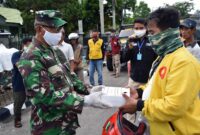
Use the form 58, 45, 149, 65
0, 6, 200, 135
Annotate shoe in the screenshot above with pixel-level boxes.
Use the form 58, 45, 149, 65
115, 74, 120, 78
111, 73, 116, 76
15, 120, 22, 128
88, 84, 94, 88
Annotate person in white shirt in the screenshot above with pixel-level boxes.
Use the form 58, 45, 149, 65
55, 30, 75, 72
180, 18, 200, 61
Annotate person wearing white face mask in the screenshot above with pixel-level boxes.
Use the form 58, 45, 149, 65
16, 10, 112, 135
42, 27, 63, 46
120, 8, 200, 135
124, 18, 157, 89
123, 18, 157, 123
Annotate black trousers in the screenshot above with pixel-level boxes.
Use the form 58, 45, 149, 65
13, 91, 26, 120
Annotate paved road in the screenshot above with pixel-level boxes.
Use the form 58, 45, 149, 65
0, 67, 128, 135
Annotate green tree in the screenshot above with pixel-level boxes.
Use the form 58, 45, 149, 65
4, 0, 138, 34
165, 1, 194, 18
82, 0, 100, 32
82, 0, 137, 32
5, 0, 82, 34
133, 1, 150, 19
119, 1, 150, 24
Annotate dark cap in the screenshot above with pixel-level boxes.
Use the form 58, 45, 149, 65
34, 10, 67, 28
180, 18, 197, 29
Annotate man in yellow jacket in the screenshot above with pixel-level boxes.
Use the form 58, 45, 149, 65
86, 29, 104, 86
120, 7, 200, 135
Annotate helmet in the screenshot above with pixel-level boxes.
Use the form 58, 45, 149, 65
102, 111, 146, 135
68, 33, 79, 40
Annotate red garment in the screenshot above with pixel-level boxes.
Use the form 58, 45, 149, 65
110, 37, 121, 54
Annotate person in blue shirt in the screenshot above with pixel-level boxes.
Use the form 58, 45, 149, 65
11, 38, 31, 128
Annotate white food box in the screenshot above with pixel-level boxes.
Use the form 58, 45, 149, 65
101, 87, 130, 107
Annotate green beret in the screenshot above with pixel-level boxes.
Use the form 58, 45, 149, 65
34, 10, 67, 28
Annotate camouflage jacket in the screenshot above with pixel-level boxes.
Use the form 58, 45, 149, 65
17, 38, 84, 135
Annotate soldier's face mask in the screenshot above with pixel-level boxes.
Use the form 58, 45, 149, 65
42, 27, 62, 46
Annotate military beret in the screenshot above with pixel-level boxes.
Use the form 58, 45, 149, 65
180, 18, 197, 29
34, 10, 67, 28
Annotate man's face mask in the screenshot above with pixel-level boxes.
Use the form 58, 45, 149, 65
134, 29, 146, 38
148, 28, 183, 56
42, 27, 62, 46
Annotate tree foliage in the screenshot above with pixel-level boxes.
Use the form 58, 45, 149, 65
165, 1, 194, 19
133, 1, 150, 19
4, 0, 148, 34
5, 0, 82, 34
82, 0, 100, 32
82, 0, 137, 32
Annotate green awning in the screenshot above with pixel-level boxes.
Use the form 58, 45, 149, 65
0, 7, 23, 25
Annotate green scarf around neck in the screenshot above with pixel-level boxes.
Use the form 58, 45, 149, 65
148, 28, 183, 56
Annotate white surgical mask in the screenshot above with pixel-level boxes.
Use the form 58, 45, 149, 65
23, 46, 28, 51
43, 29, 62, 46
134, 29, 146, 38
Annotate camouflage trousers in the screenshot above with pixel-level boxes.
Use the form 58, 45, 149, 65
112, 54, 120, 75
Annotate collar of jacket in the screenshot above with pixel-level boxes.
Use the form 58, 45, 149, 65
184, 41, 197, 48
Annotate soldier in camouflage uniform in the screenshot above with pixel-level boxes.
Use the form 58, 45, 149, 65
17, 10, 111, 135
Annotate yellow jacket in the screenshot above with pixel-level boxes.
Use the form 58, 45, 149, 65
143, 47, 200, 135
88, 38, 103, 60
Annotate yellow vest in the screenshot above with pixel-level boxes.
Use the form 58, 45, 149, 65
142, 47, 200, 135
88, 38, 103, 59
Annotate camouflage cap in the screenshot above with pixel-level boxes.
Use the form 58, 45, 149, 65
34, 10, 67, 28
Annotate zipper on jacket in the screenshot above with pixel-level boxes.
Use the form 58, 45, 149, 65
169, 122, 175, 131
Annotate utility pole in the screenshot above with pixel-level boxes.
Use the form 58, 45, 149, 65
121, 1, 127, 25
99, 0, 105, 34
78, 0, 83, 44
112, 0, 116, 29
